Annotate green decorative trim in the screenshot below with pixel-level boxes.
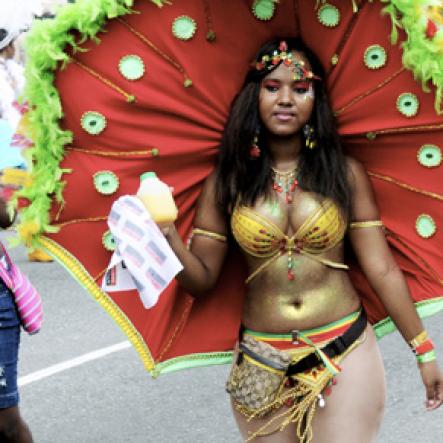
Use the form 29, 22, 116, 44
245, 310, 360, 339
102, 230, 116, 251
93, 170, 119, 195
417, 144, 442, 168
396, 92, 419, 117
252, 0, 277, 21
416, 350, 437, 363
374, 297, 443, 339
14, 0, 166, 247
118, 54, 145, 80
81, 111, 107, 135
415, 213, 436, 239
172, 15, 197, 40
364, 44, 387, 70
381, 0, 443, 114
317, 4, 340, 28
153, 351, 233, 377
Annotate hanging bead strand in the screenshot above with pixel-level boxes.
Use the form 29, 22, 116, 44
271, 167, 298, 204
287, 243, 294, 281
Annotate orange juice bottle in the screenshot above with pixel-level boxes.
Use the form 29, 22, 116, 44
136, 172, 178, 224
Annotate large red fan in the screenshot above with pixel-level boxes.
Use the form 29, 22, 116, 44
18, 0, 443, 375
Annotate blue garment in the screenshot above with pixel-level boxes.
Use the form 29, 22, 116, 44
0, 119, 26, 170
0, 277, 20, 408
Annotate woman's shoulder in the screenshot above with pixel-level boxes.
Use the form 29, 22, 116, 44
202, 170, 217, 194
345, 156, 370, 188
344, 156, 377, 205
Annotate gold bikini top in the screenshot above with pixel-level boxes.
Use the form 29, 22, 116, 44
231, 199, 348, 283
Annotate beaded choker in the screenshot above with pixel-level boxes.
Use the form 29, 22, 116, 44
271, 167, 298, 204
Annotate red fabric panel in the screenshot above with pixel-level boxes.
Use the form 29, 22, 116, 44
47, 0, 443, 364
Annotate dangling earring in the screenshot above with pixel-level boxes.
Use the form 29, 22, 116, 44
303, 124, 317, 149
249, 131, 261, 158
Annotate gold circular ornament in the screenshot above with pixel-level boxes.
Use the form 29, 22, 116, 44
417, 144, 442, 168
172, 16, 197, 40
366, 132, 377, 141
318, 4, 340, 27
415, 214, 436, 239
331, 54, 339, 66
396, 93, 419, 118
252, 0, 276, 21
364, 45, 387, 70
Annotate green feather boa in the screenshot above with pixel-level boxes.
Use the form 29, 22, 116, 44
14, 0, 165, 246
381, 0, 443, 114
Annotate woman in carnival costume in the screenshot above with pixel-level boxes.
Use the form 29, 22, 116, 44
13, 0, 443, 441
157, 37, 443, 442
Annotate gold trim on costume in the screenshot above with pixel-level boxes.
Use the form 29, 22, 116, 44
232, 200, 348, 283
37, 236, 155, 372
52, 216, 108, 229
67, 146, 159, 157
240, 331, 366, 443
369, 172, 443, 202
191, 228, 227, 242
72, 58, 136, 103
350, 220, 384, 229
335, 67, 405, 115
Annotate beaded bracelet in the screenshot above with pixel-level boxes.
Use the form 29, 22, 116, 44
409, 330, 429, 349
414, 339, 435, 356
416, 350, 437, 364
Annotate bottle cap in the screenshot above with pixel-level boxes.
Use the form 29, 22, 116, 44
140, 171, 157, 181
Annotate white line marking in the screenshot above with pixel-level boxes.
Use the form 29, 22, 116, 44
18, 341, 131, 387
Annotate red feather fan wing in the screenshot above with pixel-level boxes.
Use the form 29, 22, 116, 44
24, 0, 442, 375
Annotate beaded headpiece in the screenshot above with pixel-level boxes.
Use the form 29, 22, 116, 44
255, 40, 321, 81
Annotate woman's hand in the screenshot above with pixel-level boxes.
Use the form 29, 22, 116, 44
419, 360, 443, 410
159, 222, 175, 238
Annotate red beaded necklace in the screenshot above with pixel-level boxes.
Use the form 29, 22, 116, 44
271, 167, 299, 204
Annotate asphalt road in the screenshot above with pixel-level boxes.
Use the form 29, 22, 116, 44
1, 230, 442, 443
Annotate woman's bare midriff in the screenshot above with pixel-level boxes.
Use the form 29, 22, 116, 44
241, 253, 361, 333
237, 191, 360, 333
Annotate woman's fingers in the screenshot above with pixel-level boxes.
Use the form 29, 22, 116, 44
425, 379, 443, 410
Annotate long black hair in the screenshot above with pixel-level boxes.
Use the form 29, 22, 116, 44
215, 37, 351, 216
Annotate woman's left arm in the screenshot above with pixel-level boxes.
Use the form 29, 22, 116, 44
347, 158, 443, 411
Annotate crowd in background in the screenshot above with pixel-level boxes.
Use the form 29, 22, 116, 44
0, 0, 74, 260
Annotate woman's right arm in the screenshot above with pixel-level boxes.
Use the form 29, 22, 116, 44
162, 173, 229, 297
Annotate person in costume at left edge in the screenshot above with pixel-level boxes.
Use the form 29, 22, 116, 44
150, 38, 443, 443
0, 0, 53, 263
0, 197, 34, 443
